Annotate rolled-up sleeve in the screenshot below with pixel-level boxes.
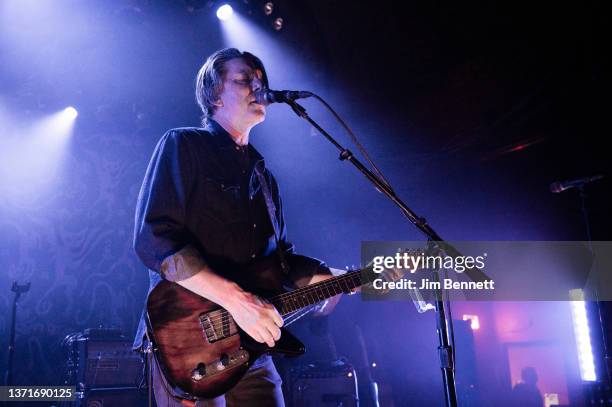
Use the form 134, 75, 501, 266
133, 130, 205, 282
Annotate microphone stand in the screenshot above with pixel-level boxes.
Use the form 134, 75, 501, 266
4, 282, 30, 387
283, 99, 489, 407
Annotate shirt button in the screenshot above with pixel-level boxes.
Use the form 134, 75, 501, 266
251, 254, 256, 258
253, 224, 256, 228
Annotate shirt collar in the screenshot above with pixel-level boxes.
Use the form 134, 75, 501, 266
205, 119, 238, 150
205, 119, 265, 165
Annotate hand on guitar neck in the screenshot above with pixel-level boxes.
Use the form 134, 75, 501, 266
303, 264, 405, 315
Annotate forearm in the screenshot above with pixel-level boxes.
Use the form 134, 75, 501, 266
176, 266, 244, 310
307, 267, 344, 285
306, 267, 346, 316
177, 266, 283, 347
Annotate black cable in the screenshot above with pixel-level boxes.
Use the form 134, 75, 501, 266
311, 93, 394, 192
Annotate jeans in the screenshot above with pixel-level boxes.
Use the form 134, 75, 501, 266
150, 351, 285, 407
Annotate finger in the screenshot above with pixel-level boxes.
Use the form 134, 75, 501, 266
268, 325, 281, 341
259, 328, 275, 347
269, 306, 284, 327
249, 329, 264, 344
262, 319, 281, 342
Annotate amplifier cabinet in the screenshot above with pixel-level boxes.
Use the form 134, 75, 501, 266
66, 337, 144, 389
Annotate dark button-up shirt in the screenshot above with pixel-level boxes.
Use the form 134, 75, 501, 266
132, 120, 327, 348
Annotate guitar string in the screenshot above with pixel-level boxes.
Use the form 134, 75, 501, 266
201, 250, 422, 329
203, 266, 409, 335
202, 270, 366, 327
202, 271, 363, 328
202, 271, 363, 329
202, 254, 419, 328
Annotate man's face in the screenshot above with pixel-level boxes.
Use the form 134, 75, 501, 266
216, 58, 266, 127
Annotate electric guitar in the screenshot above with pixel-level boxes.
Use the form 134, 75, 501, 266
146, 253, 409, 399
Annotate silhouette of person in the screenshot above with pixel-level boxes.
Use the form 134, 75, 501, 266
511, 366, 544, 407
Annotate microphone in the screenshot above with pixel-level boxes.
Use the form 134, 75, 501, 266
254, 89, 313, 105
550, 174, 604, 193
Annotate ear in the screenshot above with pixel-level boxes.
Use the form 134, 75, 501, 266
213, 98, 223, 107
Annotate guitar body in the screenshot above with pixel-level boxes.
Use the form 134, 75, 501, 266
146, 257, 306, 399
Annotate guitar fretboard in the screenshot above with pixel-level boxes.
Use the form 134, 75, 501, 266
268, 270, 369, 316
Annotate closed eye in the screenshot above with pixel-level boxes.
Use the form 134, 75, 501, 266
232, 75, 253, 86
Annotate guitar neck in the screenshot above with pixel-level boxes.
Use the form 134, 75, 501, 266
268, 269, 369, 317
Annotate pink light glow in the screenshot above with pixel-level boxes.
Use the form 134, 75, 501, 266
463, 314, 480, 330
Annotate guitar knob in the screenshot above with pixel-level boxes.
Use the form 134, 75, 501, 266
191, 363, 206, 381
220, 354, 230, 367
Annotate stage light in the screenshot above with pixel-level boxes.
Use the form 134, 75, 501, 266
273, 17, 283, 31
462, 314, 480, 330
63, 106, 78, 120
0, 105, 76, 202
264, 2, 273, 15
570, 289, 596, 381
216, 4, 233, 21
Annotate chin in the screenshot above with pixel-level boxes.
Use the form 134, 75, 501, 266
252, 109, 266, 122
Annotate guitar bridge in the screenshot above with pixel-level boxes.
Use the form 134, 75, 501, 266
199, 309, 238, 343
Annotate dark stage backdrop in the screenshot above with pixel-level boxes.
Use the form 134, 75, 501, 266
0, 129, 155, 386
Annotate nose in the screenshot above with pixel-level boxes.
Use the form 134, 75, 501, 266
251, 76, 263, 92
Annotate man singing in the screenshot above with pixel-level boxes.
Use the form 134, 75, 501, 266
133, 48, 340, 406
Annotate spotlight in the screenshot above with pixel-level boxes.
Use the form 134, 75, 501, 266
263, 2, 273, 15
273, 17, 283, 31
63, 106, 78, 120
216, 4, 233, 21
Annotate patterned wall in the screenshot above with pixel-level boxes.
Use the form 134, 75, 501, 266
0, 128, 155, 386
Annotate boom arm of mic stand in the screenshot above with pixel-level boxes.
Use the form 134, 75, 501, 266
284, 99, 489, 283
285, 98, 464, 407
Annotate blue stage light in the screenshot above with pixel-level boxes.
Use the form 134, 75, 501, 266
216, 4, 233, 21
63, 106, 78, 120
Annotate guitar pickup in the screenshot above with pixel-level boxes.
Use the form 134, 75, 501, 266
199, 314, 219, 343
199, 310, 239, 343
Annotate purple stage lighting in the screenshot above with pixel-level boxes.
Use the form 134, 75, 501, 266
216, 4, 233, 21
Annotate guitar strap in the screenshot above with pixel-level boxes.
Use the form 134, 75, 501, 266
254, 165, 290, 275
